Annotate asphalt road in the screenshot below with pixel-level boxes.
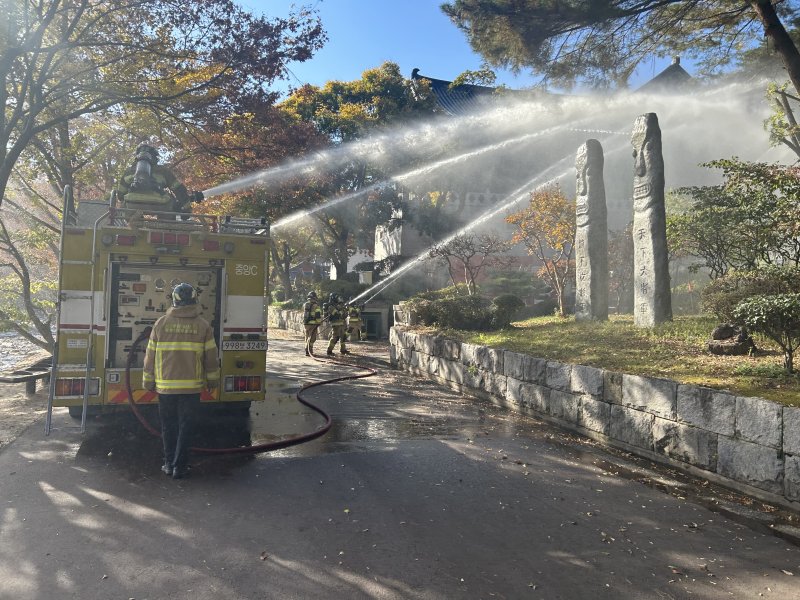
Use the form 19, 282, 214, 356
1, 337, 799, 600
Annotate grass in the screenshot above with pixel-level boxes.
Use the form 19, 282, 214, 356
423, 314, 800, 407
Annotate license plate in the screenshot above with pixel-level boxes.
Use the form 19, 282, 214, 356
221, 340, 268, 351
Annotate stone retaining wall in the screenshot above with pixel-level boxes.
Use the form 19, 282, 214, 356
268, 309, 331, 338
389, 326, 800, 507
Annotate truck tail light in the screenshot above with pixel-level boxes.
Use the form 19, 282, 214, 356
55, 377, 100, 397
224, 375, 261, 393
116, 235, 136, 246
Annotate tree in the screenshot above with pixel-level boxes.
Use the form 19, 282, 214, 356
734, 294, 800, 373
0, 180, 59, 349
0, 0, 325, 348
441, 0, 800, 91
608, 223, 634, 313
506, 184, 576, 317
0, 0, 326, 210
278, 62, 437, 278
669, 159, 800, 278
428, 233, 513, 295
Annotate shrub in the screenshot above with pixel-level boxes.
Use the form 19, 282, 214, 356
406, 292, 492, 330
275, 298, 302, 310
734, 294, 800, 374
490, 294, 525, 329
271, 288, 286, 302
702, 265, 800, 322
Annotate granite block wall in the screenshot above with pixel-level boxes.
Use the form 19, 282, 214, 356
389, 326, 798, 506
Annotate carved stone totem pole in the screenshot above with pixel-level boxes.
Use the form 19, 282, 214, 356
631, 113, 672, 327
574, 139, 608, 321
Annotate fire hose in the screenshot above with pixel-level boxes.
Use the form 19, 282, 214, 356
125, 328, 376, 455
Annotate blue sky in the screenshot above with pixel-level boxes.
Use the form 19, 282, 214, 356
241, 0, 675, 96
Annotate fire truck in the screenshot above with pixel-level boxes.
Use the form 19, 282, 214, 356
45, 189, 270, 433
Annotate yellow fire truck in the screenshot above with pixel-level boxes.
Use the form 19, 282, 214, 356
45, 190, 270, 433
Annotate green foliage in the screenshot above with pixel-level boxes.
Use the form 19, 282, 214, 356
481, 270, 541, 298
275, 298, 303, 310
278, 62, 436, 276
451, 67, 497, 87
441, 0, 785, 89
490, 294, 525, 329
702, 266, 800, 322
406, 287, 493, 330
734, 294, 800, 373
672, 159, 800, 278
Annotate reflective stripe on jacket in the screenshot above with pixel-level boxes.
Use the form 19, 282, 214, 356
143, 305, 219, 394
347, 306, 361, 323
303, 301, 322, 325
324, 302, 346, 326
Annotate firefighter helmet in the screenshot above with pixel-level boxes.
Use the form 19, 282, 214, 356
135, 143, 159, 164
171, 282, 197, 306
307, 291, 318, 300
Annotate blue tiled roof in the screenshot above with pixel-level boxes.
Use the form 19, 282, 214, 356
413, 60, 694, 113
411, 68, 498, 116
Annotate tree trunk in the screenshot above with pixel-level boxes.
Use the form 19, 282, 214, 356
750, 0, 800, 99
784, 348, 794, 374
269, 241, 293, 298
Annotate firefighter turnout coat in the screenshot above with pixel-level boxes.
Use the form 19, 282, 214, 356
116, 164, 190, 211
143, 305, 220, 394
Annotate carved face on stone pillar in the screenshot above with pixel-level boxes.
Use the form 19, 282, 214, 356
575, 144, 589, 228
631, 114, 660, 213
575, 139, 603, 228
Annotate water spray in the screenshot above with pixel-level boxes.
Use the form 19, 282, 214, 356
351, 135, 637, 306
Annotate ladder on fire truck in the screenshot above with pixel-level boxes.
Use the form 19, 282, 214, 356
45, 188, 267, 435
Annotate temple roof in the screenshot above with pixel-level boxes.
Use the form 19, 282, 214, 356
412, 58, 693, 115
635, 57, 694, 94
411, 68, 498, 116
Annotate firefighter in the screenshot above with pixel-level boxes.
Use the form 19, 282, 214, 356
143, 282, 219, 479
114, 143, 201, 215
346, 300, 365, 342
302, 291, 322, 356
324, 292, 349, 355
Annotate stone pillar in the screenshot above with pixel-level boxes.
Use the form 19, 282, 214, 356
631, 113, 672, 327
574, 139, 608, 321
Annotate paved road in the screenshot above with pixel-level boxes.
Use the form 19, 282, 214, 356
1, 337, 799, 600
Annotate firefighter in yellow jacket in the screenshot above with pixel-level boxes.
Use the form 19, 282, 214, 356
324, 293, 349, 356
346, 300, 364, 342
302, 291, 322, 356
143, 283, 219, 479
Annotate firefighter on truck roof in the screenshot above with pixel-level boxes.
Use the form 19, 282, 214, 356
115, 143, 202, 214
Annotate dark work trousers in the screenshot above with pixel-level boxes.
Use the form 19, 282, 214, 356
158, 393, 200, 471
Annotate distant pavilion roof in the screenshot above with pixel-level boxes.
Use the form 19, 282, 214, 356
635, 57, 694, 94
411, 59, 693, 115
